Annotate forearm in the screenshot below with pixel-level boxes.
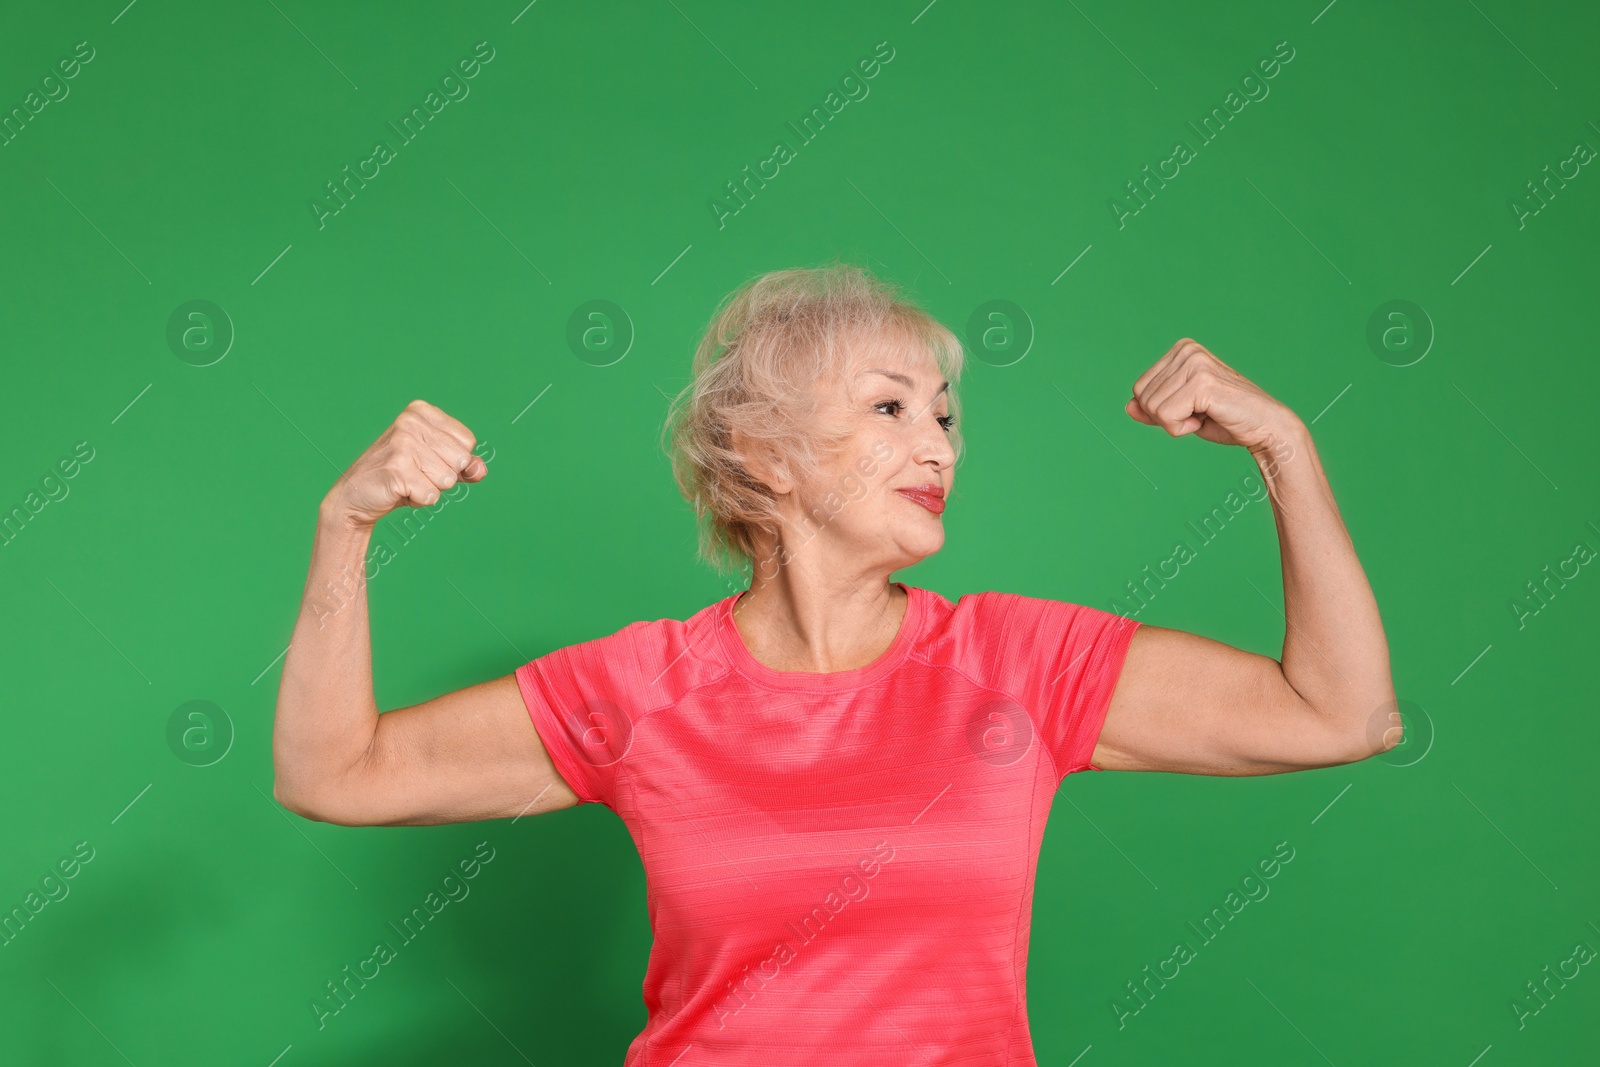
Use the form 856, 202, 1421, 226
1253, 419, 1396, 738
272, 500, 381, 809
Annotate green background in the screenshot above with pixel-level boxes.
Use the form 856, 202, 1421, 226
2, 0, 1596, 1063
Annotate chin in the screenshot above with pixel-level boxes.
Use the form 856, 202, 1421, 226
897, 529, 945, 560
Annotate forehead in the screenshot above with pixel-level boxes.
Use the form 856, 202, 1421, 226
844, 325, 944, 388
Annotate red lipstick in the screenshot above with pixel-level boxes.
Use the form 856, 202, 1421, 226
894, 484, 946, 515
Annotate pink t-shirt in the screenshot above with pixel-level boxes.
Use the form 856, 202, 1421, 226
515, 582, 1141, 1066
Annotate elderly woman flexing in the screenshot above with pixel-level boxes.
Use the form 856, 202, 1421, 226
272, 263, 1398, 1066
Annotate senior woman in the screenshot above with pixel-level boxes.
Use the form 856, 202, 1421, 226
272, 263, 1398, 1065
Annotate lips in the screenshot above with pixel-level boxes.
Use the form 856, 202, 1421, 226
894, 485, 946, 515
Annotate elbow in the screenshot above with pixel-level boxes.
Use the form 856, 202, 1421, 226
1294, 691, 1404, 767
272, 736, 373, 825
1351, 721, 1403, 765
1369, 689, 1407, 758
272, 774, 341, 824
273, 767, 383, 826
1345, 695, 1406, 764
272, 777, 317, 821
1376, 716, 1405, 755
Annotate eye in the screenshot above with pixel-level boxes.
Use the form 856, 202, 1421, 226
875, 399, 956, 433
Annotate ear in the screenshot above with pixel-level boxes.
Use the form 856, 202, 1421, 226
731, 428, 792, 495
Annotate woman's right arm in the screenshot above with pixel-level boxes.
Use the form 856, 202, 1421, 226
271, 399, 581, 826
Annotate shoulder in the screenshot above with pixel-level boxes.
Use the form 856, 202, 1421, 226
938, 588, 1107, 636
511, 600, 741, 807
517, 601, 732, 713
909, 585, 1143, 779
916, 586, 1139, 677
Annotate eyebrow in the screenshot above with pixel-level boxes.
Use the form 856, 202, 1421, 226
860, 368, 950, 395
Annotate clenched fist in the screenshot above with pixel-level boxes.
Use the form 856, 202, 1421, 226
1125, 339, 1298, 452
322, 400, 487, 528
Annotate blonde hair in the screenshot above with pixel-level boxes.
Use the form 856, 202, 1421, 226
660, 260, 966, 578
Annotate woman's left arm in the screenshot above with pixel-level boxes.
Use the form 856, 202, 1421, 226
1090, 339, 1400, 776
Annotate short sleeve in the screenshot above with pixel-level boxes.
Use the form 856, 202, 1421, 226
514, 619, 662, 809
970, 592, 1142, 782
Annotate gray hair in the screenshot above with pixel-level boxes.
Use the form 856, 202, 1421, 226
660, 260, 966, 577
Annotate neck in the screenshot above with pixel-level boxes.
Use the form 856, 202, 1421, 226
733, 539, 905, 673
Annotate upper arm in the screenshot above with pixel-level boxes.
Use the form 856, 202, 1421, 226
1089, 624, 1367, 776
299, 673, 583, 826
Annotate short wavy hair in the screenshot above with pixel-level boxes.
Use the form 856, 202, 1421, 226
661, 260, 966, 578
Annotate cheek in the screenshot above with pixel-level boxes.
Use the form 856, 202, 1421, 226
855, 440, 895, 483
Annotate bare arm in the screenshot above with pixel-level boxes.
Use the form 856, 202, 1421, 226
1091, 341, 1399, 775
271, 400, 580, 825
1259, 419, 1396, 739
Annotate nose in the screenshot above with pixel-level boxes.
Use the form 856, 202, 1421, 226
911, 405, 955, 473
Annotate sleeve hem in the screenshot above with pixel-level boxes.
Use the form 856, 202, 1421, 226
1060, 616, 1142, 778
513, 660, 598, 806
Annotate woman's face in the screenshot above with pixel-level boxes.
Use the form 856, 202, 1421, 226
760, 335, 956, 578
